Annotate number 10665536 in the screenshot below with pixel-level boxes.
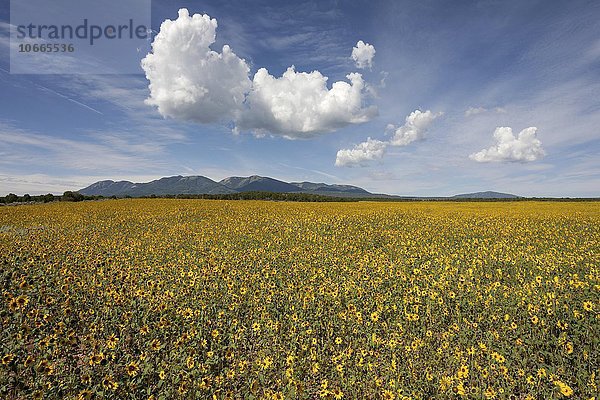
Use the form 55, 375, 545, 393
18, 43, 74, 52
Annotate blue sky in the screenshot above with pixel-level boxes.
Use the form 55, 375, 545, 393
1, 0, 599, 196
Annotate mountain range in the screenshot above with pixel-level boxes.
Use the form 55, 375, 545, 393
451, 191, 519, 199
78, 175, 519, 199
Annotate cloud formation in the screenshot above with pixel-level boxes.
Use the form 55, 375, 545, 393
351, 40, 376, 69
141, 9, 376, 138
335, 109, 441, 167
470, 127, 545, 162
141, 9, 251, 123
237, 67, 376, 138
465, 106, 506, 117
388, 110, 443, 146
335, 137, 387, 167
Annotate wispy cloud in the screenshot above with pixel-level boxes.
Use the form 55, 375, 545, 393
32, 79, 103, 115
465, 106, 506, 117
0, 123, 162, 171
277, 163, 341, 181
0, 173, 170, 195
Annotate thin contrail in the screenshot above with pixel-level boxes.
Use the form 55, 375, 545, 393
33, 82, 104, 115
0, 67, 104, 115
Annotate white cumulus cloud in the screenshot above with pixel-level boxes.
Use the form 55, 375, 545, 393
141, 9, 376, 138
335, 137, 387, 167
237, 67, 376, 138
470, 127, 545, 162
388, 110, 443, 146
335, 109, 441, 167
351, 40, 376, 69
141, 9, 251, 123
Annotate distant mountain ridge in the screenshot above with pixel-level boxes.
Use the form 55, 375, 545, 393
79, 175, 376, 198
291, 182, 369, 195
79, 176, 235, 197
220, 176, 301, 193
79, 175, 520, 199
451, 191, 520, 199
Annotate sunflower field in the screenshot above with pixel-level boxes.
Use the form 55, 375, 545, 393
1, 199, 598, 399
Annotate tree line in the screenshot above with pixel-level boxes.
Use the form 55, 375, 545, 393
140, 191, 357, 202
1, 191, 597, 205
0, 191, 105, 204
0, 191, 356, 204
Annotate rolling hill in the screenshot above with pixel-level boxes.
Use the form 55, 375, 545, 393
451, 191, 520, 199
219, 176, 301, 193
79, 175, 521, 199
290, 181, 370, 195
79, 176, 235, 197
79, 175, 375, 197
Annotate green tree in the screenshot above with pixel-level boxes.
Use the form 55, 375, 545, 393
5, 193, 18, 203
62, 191, 84, 202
